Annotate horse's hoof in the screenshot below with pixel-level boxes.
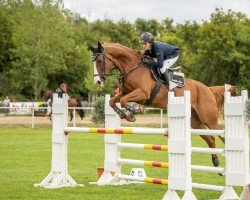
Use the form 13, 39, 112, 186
212, 157, 219, 167
130, 115, 136, 122
125, 115, 136, 122
125, 111, 136, 122
139, 106, 146, 114
218, 173, 223, 176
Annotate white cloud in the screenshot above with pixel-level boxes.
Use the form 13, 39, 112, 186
63, 0, 250, 23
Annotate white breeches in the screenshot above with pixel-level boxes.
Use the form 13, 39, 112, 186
160, 55, 179, 73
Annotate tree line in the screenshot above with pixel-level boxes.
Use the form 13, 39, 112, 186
0, 0, 249, 101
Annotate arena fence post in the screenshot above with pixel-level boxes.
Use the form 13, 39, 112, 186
96, 94, 121, 185
163, 91, 196, 200
34, 93, 83, 188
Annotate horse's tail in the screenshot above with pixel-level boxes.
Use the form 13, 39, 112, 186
209, 85, 237, 117
76, 99, 85, 119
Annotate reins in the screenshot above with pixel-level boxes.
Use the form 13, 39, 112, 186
118, 61, 144, 82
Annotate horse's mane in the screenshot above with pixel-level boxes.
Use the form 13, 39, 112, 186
209, 85, 237, 117
104, 42, 141, 56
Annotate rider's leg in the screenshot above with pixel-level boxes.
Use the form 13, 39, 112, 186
160, 69, 170, 85
160, 56, 179, 85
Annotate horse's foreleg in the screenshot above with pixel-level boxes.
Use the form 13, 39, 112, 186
69, 109, 73, 121
49, 111, 52, 121
109, 92, 126, 119
48, 101, 52, 121
120, 89, 149, 122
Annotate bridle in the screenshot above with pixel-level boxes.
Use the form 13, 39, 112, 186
93, 47, 144, 82
93, 48, 113, 80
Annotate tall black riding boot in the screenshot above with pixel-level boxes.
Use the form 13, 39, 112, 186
162, 70, 171, 86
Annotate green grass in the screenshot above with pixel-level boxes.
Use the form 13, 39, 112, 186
0, 126, 246, 200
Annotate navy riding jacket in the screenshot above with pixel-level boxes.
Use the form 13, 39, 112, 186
143, 42, 179, 68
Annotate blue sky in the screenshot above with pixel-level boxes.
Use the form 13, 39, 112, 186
63, 0, 250, 23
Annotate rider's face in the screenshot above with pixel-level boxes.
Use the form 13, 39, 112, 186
142, 43, 151, 50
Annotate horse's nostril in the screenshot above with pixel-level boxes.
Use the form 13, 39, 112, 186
97, 80, 101, 85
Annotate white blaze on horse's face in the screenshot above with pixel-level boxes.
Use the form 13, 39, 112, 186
93, 61, 104, 86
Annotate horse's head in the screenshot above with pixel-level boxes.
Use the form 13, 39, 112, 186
89, 41, 114, 86
43, 90, 53, 101
229, 86, 237, 96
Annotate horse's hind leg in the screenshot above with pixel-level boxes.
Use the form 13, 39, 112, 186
205, 120, 225, 168
126, 102, 145, 115
191, 108, 219, 167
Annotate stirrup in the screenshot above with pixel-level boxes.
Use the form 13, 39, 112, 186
169, 66, 181, 72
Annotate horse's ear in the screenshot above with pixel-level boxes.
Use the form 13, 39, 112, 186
97, 41, 104, 52
88, 43, 95, 52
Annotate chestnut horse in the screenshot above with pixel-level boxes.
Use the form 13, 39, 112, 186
43, 90, 85, 121
89, 41, 237, 168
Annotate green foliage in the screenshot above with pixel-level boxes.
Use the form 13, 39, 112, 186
170, 9, 250, 87
135, 18, 161, 37
91, 96, 105, 125
8, 0, 76, 100
0, 2, 249, 100
0, 3, 14, 97
0, 3, 13, 72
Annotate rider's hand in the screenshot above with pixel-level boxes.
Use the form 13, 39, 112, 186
142, 58, 149, 64
141, 54, 147, 60
141, 54, 150, 60
141, 55, 148, 63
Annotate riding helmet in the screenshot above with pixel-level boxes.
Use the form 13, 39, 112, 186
140, 32, 154, 44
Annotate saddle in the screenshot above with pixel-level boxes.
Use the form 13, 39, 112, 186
150, 66, 185, 88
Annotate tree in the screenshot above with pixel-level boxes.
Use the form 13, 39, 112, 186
192, 9, 250, 86
135, 18, 162, 37
0, 2, 14, 96
9, 0, 77, 100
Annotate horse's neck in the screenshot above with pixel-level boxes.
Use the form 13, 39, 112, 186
107, 46, 140, 72
48, 91, 53, 101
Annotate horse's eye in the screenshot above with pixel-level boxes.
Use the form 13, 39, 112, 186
97, 60, 102, 63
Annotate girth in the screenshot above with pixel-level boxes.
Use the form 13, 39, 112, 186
144, 80, 162, 106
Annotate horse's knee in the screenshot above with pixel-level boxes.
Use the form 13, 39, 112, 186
145, 93, 150, 100
120, 98, 127, 108
109, 99, 115, 107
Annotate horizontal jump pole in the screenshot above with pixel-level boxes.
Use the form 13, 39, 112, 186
118, 142, 168, 151
118, 158, 169, 168
117, 174, 168, 185
191, 129, 225, 136
192, 183, 224, 192
191, 147, 224, 154
191, 165, 224, 173
64, 127, 167, 135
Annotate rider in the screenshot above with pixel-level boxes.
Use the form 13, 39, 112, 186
140, 32, 180, 85
56, 83, 67, 98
